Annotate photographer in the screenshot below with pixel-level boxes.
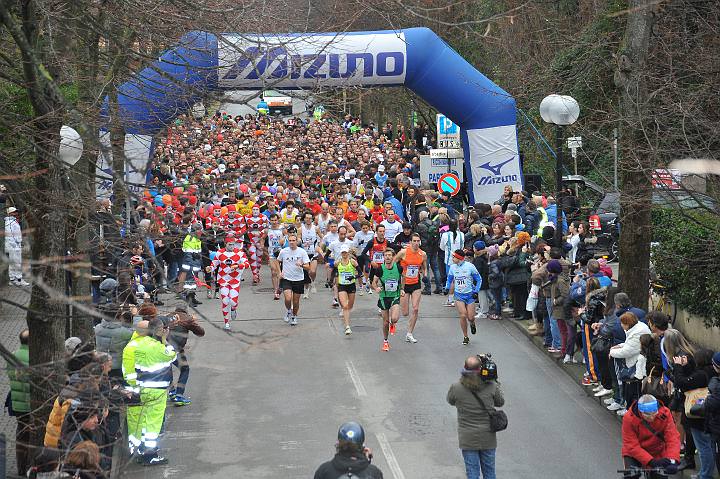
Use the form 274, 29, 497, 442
314, 422, 383, 478
621, 394, 680, 478
447, 355, 505, 479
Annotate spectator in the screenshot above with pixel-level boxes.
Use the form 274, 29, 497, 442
60, 440, 106, 479
5, 206, 30, 286
7, 328, 32, 475
610, 312, 652, 417
314, 422, 383, 478
94, 305, 134, 381
168, 305, 206, 406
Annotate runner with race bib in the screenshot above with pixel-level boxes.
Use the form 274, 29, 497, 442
394, 233, 427, 344
445, 249, 482, 345
370, 249, 404, 352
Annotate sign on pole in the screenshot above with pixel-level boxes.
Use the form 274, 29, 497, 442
420, 152, 464, 185
436, 114, 461, 149
437, 173, 461, 196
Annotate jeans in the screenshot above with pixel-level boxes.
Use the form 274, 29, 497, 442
691, 427, 716, 479
462, 448, 496, 479
424, 248, 442, 291
167, 258, 180, 285
173, 351, 190, 395
546, 298, 561, 348
613, 358, 625, 404
490, 288, 503, 315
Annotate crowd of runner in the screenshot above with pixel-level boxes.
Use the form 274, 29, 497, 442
8, 108, 720, 478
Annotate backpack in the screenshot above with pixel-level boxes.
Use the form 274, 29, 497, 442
424, 219, 440, 247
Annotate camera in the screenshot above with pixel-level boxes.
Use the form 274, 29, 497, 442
476, 353, 498, 381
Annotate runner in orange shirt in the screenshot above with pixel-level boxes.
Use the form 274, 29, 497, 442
394, 233, 427, 344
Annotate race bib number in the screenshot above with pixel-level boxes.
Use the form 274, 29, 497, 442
372, 252, 384, 264
455, 276, 468, 289
385, 279, 398, 292
340, 272, 354, 285
406, 265, 419, 279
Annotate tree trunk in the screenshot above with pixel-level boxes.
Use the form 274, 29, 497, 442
614, 0, 657, 310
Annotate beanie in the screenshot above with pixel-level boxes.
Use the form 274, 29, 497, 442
473, 240, 486, 251
547, 259, 562, 274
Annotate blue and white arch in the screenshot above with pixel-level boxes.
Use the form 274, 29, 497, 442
107, 28, 521, 203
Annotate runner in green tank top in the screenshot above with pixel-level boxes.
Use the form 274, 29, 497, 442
370, 249, 405, 351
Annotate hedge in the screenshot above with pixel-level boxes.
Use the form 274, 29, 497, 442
652, 209, 720, 327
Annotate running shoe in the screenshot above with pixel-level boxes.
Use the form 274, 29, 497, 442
389, 322, 396, 335
224, 322, 230, 330
172, 394, 192, 406
366, 285, 372, 295
607, 401, 624, 411
284, 310, 292, 323
332, 298, 339, 308
358, 288, 364, 296
581, 377, 596, 386
604, 397, 616, 405
206, 290, 213, 299
594, 388, 613, 398
382, 340, 390, 352
303, 291, 309, 299
444, 299, 455, 307
470, 321, 476, 335
345, 326, 352, 335
168, 389, 176, 399
406, 333, 417, 343
462, 336, 470, 345
311, 284, 317, 294
230, 309, 237, 321
141, 454, 169, 466
290, 316, 298, 326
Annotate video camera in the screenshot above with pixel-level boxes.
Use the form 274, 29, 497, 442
476, 353, 498, 381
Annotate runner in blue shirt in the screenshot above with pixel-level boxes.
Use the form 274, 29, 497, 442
445, 249, 482, 345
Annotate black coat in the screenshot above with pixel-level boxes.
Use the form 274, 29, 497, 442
472, 255, 490, 291
704, 376, 720, 437
673, 357, 713, 431
314, 453, 383, 479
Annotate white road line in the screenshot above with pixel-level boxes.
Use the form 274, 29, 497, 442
375, 432, 406, 479
345, 360, 367, 396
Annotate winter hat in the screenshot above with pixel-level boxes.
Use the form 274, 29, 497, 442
506, 203, 517, 212
712, 352, 720, 368
64, 337, 82, 355
473, 240, 486, 251
487, 244, 499, 259
547, 259, 562, 274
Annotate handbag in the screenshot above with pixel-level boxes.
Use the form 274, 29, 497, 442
668, 388, 685, 412
617, 360, 637, 382
591, 335, 611, 356
469, 388, 508, 432
685, 387, 709, 419
641, 367, 667, 399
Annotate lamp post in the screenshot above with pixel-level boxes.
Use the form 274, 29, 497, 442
539, 94, 580, 247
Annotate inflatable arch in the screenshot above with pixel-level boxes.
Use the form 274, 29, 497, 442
109, 27, 521, 203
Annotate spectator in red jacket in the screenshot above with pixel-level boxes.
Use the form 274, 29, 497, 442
621, 394, 681, 478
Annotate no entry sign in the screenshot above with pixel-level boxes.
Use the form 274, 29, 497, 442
437, 173, 461, 196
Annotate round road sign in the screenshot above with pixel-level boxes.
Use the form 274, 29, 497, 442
437, 173, 461, 196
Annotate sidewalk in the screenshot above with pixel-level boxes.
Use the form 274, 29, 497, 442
0, 285, 30, 477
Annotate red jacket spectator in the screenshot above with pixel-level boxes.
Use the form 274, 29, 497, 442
621, 401, 680, 466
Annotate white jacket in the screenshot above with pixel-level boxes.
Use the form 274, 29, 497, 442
439, 231, 465, 266
610, 321, 651, 378
4, 216, 22, 249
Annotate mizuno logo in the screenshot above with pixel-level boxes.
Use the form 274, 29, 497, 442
222, 48, 405, 82
478, 158, 514, 176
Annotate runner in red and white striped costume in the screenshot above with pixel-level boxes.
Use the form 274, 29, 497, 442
210, 233, 249, 330
224, 205, 247, 237
245, 205, 268, 284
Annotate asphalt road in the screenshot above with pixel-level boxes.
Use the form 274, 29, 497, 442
121, 265, 623, 479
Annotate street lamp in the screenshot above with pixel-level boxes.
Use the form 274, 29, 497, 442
540, 94, 580, 247
59, 125, 83, 167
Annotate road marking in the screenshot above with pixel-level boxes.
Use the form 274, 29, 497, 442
376, 432, 406, 479
345, 360, 367, 396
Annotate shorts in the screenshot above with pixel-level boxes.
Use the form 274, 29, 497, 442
378, 296, 401, 311
338, 284, 356, 294
454, 292, 476, 305
280, 278, 305, 295
403, 282, 421, 294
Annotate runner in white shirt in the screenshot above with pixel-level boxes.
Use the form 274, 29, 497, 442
327, 225, 353, 310
352, 220, 375, 295
380, 209, 403, 243
266, 213, 286, 300
321, 220, 339, 289
277, 234, 310, 326
300, 211, 321, 298
316, 203, 333, 235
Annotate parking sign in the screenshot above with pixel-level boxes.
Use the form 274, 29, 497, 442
437, 114, 460, 149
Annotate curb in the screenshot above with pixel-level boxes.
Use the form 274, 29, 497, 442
505, 316, 623, 422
